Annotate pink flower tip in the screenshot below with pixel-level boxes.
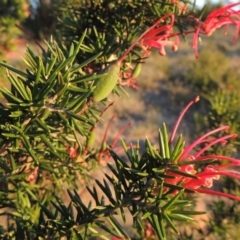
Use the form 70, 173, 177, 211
194, 96, 200, 102
172, 44, 178, 52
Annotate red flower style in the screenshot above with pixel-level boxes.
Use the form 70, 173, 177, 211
165, 96, 240, 201
191, 3, 240, 57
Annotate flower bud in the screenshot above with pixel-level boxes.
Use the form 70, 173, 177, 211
86, 131, 95, 149
131, 62, 142, 78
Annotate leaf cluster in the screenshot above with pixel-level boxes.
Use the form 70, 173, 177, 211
0, 31, 107, 210
25, 125, 204, 239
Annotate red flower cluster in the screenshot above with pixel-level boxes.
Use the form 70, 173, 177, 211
140, 14, 179, 56
138, 3, 240, 58
165, 96, 240, 201
192, 3, 240, 57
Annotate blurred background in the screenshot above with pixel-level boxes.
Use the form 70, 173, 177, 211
1, 0, 240, 239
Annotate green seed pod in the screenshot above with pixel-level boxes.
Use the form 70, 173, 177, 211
101, 142, 107, 151
132, 62, 142, 78
86, 131, 95, 149
93, 62, 120, 102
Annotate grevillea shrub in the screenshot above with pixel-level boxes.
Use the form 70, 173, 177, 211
0, 1, 240, 239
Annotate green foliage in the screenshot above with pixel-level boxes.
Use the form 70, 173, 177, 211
19, 127, 205, 239
1, 0, 240, 239
0, 34, 109, 238
0, 33, 105, 186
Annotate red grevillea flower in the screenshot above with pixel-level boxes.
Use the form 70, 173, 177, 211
165, 96, 240, 201
191, 3, 240, 57
133, 3, 240, 59
139, 14, 179, 56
